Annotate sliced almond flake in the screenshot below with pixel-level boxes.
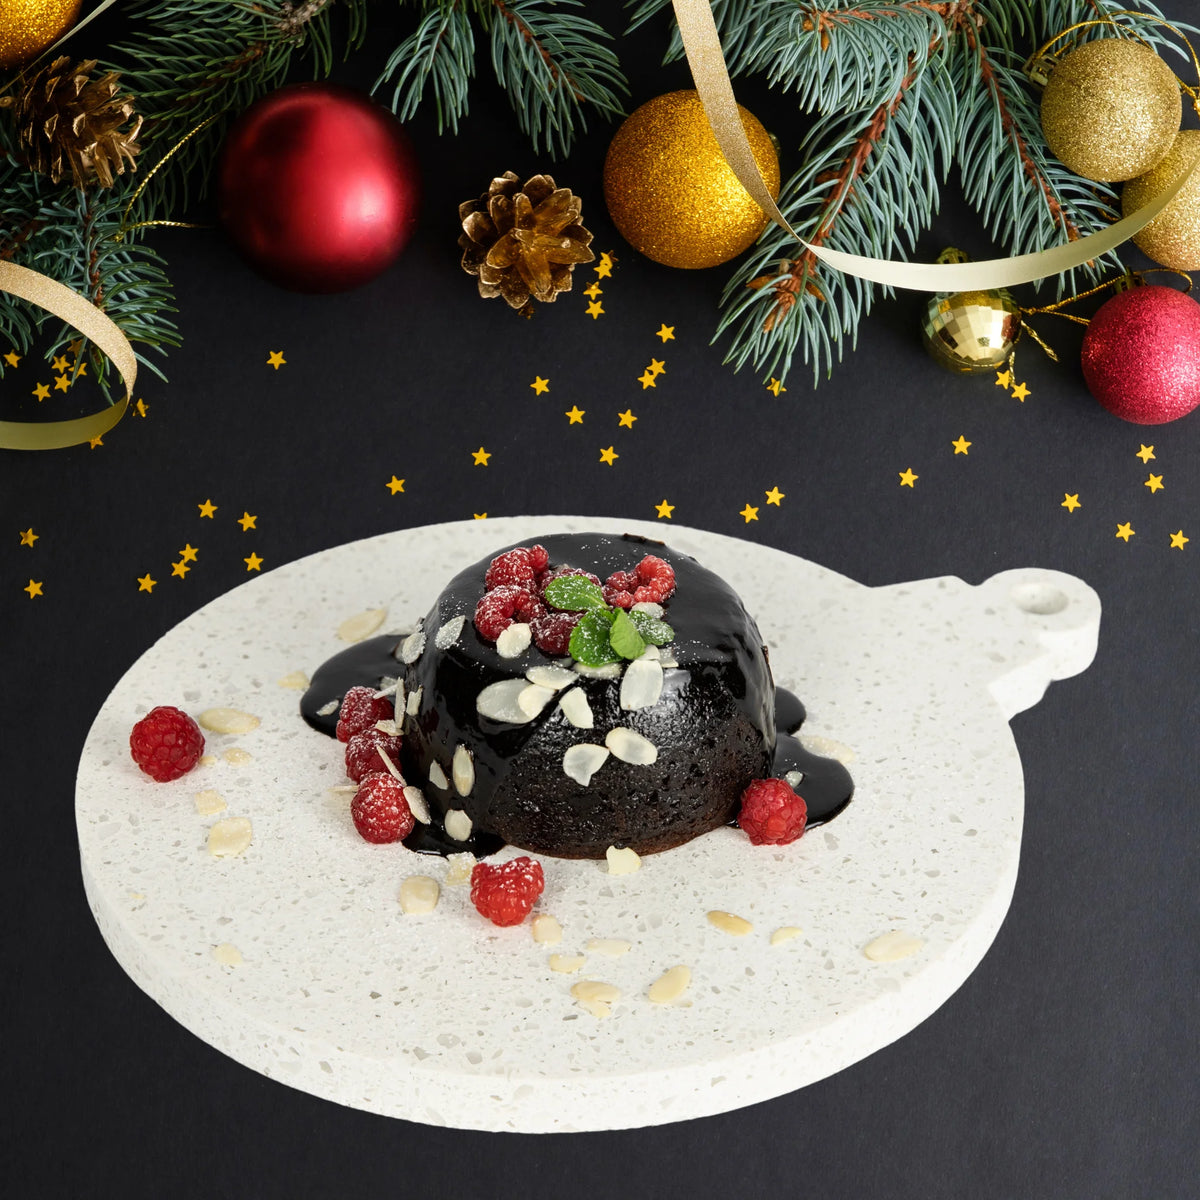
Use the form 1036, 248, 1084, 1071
398, 875, 440, 914
771, 926, 803, 946
636, 644, 661, 661
576, 998, 611, 1019
563, 743, 609, 786
648, 965, 691, 1004
571, 979, 620, 1005
435, 614, 467, 650
557, 687, 594, 729
476, 678, 533, 724
198, 708, 260, 735
605, 727, 658, 765
573, 661, 622, 680
785, 770, 805, 788
207, 817, 253, 858
374, 745, 404, 783
444, 852, 476, 886
585, 938, 631, 957
403, 785, 430, 824
525, 664, 577, 690
802, 734, 856, 765
658, 656, 679, 669
451, 744, 475, 796
427, 761, 448, 790
193, 789, 226, 816
444, 808, 473, 842
631, 601, 664, 618
707, 910, 753, 936
549, 953, 587, 974
400, 628, 426, 664
315, 700, 339, 717
393, 680, 406, 724
372, 680, 398, 699
496, 621, 532, 659
517, 683, 555, 719
406, 686, 422, 716
276, 670, 310, 690
531, 914, 563, 945
619, 658, 663, 711
222, 747, 252, 766
605, 845, 641, 875
863, 930, 924, 962
211, 943, 243, 966
373, 719, 400, 736
338, 608, 387, 643
198, 754, 218, 768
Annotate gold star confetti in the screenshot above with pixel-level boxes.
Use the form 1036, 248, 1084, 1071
267, 351, 286, 369
765, 486, 785, 506
245, 552, 264, 572
647, 358, 666, 377
24, 579, 42, 599
1136, 444, 1156, 463
472, 446, 492, 466
767, 378, 786, 396
198, 499, 217, 518
171, 560, 190, 579
235, 511, 257, 530
595, 253, 613, 279
88, 435, 103, 449
617, 409, 637, 429
656, 324, 675, 343
599, 446, 618, 466
1011, 381, 1030, 402
898, 468, 918, 487
637, 371, 657, 389
655, 499, 675, 519
54, 374, 71, 393
586, 300, 605, 319
1144, 473, 1164, 493
1061, 494, 1081, 512
995, 369, 1012, 389
51, 355, 69, 372
137, 574, 156, 593
952, 436, 971, 455
4, 350, 20, 368
134, 398, 149, 417
1115, 522, 1135, 542
530, 376, 550, 395
565, 405, 585, 424
584, 282, 603, 300
179, 544, 198, 563
1170, 530, 1189, 549
739, 503, 759, 523
32, 382, 50, 402
386, 476, 405, 495
19, 528, 38, 547
474, 513, 488, 520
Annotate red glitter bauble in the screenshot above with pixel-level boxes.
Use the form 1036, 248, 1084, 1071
1080, 285, 1200, 424
217, 83, 420, 293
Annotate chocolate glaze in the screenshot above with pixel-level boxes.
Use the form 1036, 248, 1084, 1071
301, 533, 853, 856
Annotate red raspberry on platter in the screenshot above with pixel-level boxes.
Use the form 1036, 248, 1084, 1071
350, 772, 415, 843
335, 685, 395, 743
737, 778, 808, 845
345, 727, 404, 783
474, 584, 545, 642
129, 706, 205, 782
470, 856, 545, 926
485, 544, 548, 590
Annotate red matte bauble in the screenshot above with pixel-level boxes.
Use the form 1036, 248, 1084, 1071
1080, 285, 1200, 424
217, 83, 420, 293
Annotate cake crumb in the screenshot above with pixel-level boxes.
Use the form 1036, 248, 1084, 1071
207, 817, 253, 858
276, 670, 310, 690
586, 938, 631, 957
863, 930, 924, 962
399, 875, 440, 914
445, 852, 476, 886
770, 926, 803, 946
648, 965, 691, 1004
338, 608, 387, 643
222, 747, 252, 766
549, 953, 586, 974
211, 943, 243, 966
707, 910, 753, 936
531, 914, 563, 944
193, 789, 226, 816
198, 708, 260, 735
605, 845, 641, 875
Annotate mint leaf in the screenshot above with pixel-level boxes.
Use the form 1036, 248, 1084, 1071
630, 611, 674, 646
569, 607, 620, 667
609, 608, 646, 660
544, 575, 606, 612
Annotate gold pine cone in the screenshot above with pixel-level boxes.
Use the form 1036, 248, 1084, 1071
459, 171, 594, 309
1, 55, 141, 188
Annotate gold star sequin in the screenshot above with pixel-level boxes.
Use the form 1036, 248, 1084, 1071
1170, 530, 1189, 549
1011, 381, 1030, 402
386, 476, 405, 495
4, 350, 20, 368
898, 468, 918, 487
179, 544, 198, 563
656, 324, 675, 343
995, 369, 1012, 390
739, 503, 759, 523
655, 499, 675, 519
599, 446, 618, 466
51, 355, 70, 372
952, 436, 971, 455
1061, 494, 1081, 512
267, 351, 286, 369
1115, 522, 1135, 542
1136, 444, 1156, 463
647, 358, 666, 377
137, 574, 156, 593
237, 512, 258, 530
19, 528, 38, 547
134, 398, 149, 417
474, 513, 488, 520
472, 447, 491, 466
32, 382, 50, 402
54, 375, 71, 393
764, 486, 784, 506
584, 282, 603, 300
565, 405, 585, 424
767, 378, 786, 396
171, 560, 191, 578
88, 435, 103, 449
244, 552, 263, 572
1144, 474, 1164, 493
24, 579, 42, 599
198, 499, 217, 518
530, 376, 550, 395
617, 409, 637, 429
637, 371, 657, 389
586, 300, 605, 319
595, 253, 613, 279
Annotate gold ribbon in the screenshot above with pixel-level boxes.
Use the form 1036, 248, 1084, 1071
671, 0, 1200, 291
0, 261, 135, 450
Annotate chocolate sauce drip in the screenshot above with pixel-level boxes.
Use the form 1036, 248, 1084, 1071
300, 635, 402, 737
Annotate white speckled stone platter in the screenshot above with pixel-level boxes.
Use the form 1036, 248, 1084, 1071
76, 517, 1100, 1132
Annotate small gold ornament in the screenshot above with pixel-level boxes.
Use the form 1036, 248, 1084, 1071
921, 252, 1022, 374
603, 90, 779, 270
0, 0, 81, 71
1040, 38, 1182, 183
1122, 129, 1200, 270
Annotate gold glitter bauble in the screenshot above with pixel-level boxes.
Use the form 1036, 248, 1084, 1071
1122, 130, 1200, 270
0, 0, 81, 70
921, 289, 1021, 374
1040, 38, 1181, 183
603, 90, 779, 270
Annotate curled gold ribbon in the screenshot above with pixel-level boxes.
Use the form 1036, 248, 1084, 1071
671, 0, 1200, 292
0, 261, 135, 450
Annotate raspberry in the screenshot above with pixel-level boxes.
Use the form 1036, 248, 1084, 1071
474, 584, 545, 642
129, 706, 205, 782
605, 569, 639, 593
527, 544, 549, 573
470, 856, 545, 926
602, 584, 635, 609
633, 555, 676, 604
345, 727, 404, 783
531, 610, 580, 655
485, 547, 540, 590
737, 778, 808, 845
335, 685, 395, 743
350, 772, 415, 843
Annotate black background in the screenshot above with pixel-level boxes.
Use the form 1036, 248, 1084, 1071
3, 2, 1198, 1197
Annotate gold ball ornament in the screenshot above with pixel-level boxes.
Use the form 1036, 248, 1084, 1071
0, 0, 82, 71
921, 289, 1022, 375
603, 90, 780, 270
1040, 38, 1182, 183
1122, 130, 1200, 270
